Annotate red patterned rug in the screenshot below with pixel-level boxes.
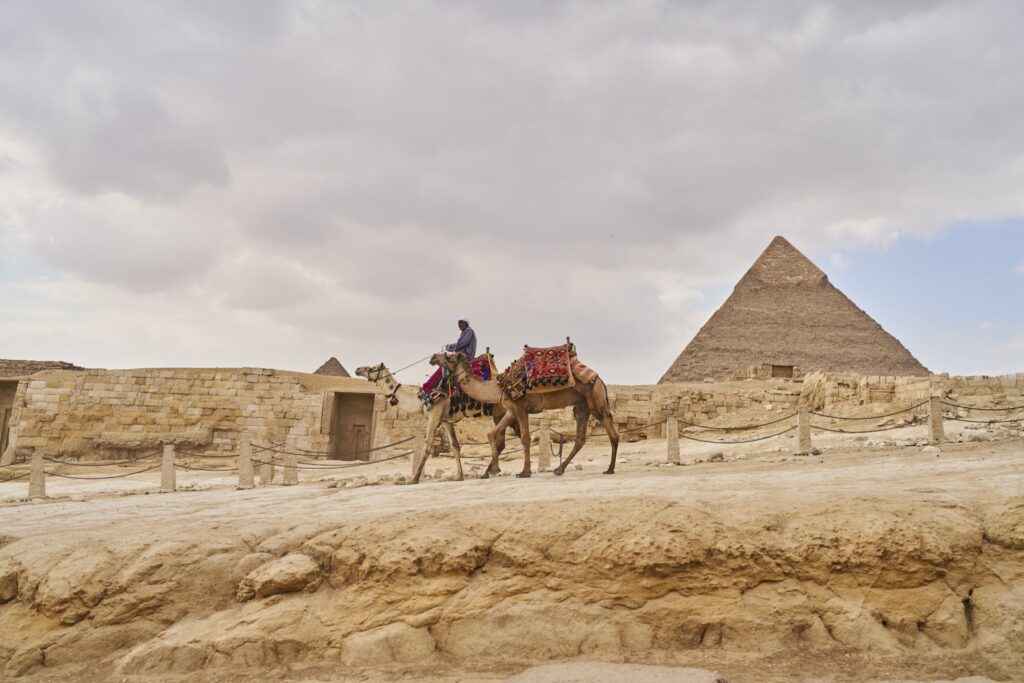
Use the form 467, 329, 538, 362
522, 344, 575, 394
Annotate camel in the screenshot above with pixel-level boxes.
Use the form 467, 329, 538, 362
354, 362, 511, 484
429, 350, 619, 478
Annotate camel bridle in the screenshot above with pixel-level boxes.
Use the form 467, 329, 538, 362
367, 363, 401, 406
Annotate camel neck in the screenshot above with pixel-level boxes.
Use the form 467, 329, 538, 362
452, 362, 502, 404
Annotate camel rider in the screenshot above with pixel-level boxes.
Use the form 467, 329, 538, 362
446, 316, 477, 360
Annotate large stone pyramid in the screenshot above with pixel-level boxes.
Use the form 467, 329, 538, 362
659, 236, 928, 383
313, 357, 351, 377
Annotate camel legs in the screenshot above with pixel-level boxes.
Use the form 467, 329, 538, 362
598, 411, 620, 474
514, 403, 532, 478
413, 403, 445, 484
553, 403, 590, 476
442, 420, 464, 481
485, 409, 517, 478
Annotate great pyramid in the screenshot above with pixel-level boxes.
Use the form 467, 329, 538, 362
313, 357, 351, 377
659, 236, 929, 383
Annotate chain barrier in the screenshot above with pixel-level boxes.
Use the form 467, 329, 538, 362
811, 401, 928, 421
941, 400, 1024, 412
41, 451, 162, 467
174, 463, 240, 472
943, 415, 1024, 425
679, 424, 797, 444
253, 436, 416, 459
251, 450, 414, 470
810, 422, 921, 434
44, 463, 164, 480
679, 413, 797, 430
0, 471, 30, 481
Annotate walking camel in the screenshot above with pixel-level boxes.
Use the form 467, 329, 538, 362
429, 350, 620, 478
354, 363, 513, 484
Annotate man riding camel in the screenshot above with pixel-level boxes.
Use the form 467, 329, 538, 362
446, 316, 477, 360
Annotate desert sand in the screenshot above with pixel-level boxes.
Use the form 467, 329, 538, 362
1, 425, 1021, 683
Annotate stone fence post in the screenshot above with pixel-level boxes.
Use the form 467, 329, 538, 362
28, 449, 45, 499
797, 408, 812, 455
537, 418, 551, 472
283, 437, 299, 486
259, 439, 275, 485
0, 427, 17, 466
929, 396, 945, 444
666, 417, 680, 464
160, 444, 176, 493
237, 440, 255, 490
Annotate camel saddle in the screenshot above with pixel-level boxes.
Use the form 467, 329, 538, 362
498, 344, 597, 400
419, 353, 498, 417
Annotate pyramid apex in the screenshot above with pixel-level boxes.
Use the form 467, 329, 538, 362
313, 356, 351, 377
741, 235, 825, 287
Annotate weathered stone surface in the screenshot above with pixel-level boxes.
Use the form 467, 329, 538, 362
507, 662, 726, 683
340, 622, 436, 667
236, 553, 321, 601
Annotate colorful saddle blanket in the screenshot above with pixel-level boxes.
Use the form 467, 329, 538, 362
499, 343, 594, 400
418, 354, 497, 417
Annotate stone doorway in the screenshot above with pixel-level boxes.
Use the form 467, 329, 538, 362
771, 365, 794, 379
330, 392, 375, 461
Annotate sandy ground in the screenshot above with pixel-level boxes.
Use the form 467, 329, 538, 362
0, 424, 1022, 682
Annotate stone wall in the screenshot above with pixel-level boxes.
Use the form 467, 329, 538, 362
8, 368, 389, 460
8, 365, 1022, 461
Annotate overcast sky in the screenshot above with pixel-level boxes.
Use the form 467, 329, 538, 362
1, 1, 1022, 384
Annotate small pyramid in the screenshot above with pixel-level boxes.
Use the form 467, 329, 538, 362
659, 236, 928, 382
313, 357, 351, 377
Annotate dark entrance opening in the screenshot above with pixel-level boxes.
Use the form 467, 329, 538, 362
0, 381, 18, 456
330, 392, 375, 461
771, 365, 794, 379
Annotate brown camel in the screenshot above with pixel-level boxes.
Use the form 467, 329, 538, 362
354, 362, 513, 484
429, 351, 619, 478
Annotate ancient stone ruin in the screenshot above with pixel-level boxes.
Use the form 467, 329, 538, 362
313, 357, 351, 377
660, 236, 929, 383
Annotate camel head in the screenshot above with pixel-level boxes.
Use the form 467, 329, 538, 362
429, 352, 465, 371
354, 363, 389, 383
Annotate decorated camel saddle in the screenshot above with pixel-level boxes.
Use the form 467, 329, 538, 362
498, 341, 598, 401
419, 352, 498, 416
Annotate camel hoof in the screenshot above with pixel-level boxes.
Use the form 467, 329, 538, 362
480, 472, 490, 479
552, 468, 565, 476
516, 471, 532, 479
603, 469, 615, 475
455, 475, 464, 482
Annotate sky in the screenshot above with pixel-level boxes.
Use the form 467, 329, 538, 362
0, 1, 1022, 385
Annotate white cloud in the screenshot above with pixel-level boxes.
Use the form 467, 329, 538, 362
830, 253, 850, 269
1, 2, 1024, 381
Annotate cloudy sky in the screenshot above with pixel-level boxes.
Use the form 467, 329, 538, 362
1, 1, 1022, 385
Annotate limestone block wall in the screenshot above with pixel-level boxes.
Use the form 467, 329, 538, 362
539, 381, 802, 438
10, 365, 1022, 461
9, 368, 383, 460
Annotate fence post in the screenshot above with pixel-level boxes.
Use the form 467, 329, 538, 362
538, 418, 551, 472
160, 444, 176, 493
28, 449, 45, 499
283, 437, 299, 486
929, 396, 945, 444
0, 427, 16, 466
237, 440, 255, 490
666, 417, 680, 464
258, 439, 275, 485
797, 408, 812, 454
412, 433, 425, 479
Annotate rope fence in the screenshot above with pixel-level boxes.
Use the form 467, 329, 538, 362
3, 392, 1018, 499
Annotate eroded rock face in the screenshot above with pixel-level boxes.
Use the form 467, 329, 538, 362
236, 553, 321, 601
1, 459, 1022, 682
